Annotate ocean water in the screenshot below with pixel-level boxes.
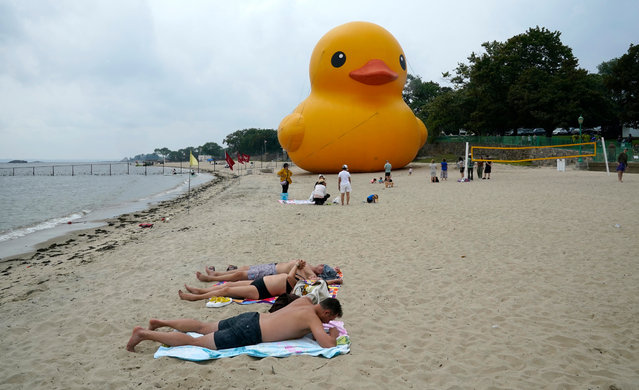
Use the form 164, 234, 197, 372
0, 162, 212, 258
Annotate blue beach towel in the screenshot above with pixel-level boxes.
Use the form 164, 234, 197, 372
154, 321, 350, 361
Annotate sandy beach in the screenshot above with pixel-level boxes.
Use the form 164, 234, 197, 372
1, 162, 637, 389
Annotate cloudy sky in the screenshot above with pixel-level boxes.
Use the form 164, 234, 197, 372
1, 0, 637, 161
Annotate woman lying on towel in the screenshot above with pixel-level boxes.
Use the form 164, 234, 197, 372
180, 260, 335, 302
196, 260, 341, 284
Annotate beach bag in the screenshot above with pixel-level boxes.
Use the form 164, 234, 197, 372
292, 280, 330, 304
268, 293, 300, 313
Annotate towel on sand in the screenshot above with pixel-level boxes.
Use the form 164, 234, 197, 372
278, 199, 314, 205
154, 321, 350, 361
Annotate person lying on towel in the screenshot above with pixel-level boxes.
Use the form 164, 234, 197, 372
196, 260, 341, 285
126, 296, 342, 352
180, 260, 340, 302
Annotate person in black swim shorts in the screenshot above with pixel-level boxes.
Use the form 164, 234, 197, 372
179, 260, 314, 302
126, 297, 343, 352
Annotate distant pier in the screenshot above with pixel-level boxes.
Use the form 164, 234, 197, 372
0, 162, 192, 176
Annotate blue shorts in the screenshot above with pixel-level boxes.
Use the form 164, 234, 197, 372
616, 162, 626, 172
214, 312, 262, 350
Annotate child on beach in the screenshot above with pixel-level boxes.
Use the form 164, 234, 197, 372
366, 194, 379, 203
440, 159, 448, 181
429, 159, 438, 182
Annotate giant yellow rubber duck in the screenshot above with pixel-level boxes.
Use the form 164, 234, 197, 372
278, 21, 427, 173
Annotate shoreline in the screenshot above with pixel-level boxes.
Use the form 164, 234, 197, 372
0, 169, 231, 266
0, 169, 218, 262
1, 163, 637, 389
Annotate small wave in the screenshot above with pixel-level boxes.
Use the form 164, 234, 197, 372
0, 211, 87, 243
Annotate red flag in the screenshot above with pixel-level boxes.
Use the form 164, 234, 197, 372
225, 152, 235, 170
242, 154, 250, 162
236, 152, 243, 164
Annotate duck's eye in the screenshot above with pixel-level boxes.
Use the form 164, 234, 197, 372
399, 54, 406, 71
331, 51, 346, 68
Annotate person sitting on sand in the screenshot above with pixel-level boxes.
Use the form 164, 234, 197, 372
366, 194, 378, 203
127, 296, 343, 352
312, 178, 330, 205
180, 260, 340, 302
196, 260, 341, 284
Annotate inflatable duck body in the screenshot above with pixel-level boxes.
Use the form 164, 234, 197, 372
278, 21, 427, 173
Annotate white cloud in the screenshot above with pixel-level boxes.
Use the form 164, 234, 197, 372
1, 0, 637, 160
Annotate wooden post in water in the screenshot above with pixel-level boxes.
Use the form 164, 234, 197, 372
52, 166, 55, 176
109, 164, 112, 176
72, 165, 74, 176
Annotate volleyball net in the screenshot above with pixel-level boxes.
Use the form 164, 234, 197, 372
470, 142, 597, 163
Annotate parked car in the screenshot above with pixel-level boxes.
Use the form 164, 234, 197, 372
517, 128, 533, 136
505, 129, 515, 136
552, 128, 569, 135
532, 128, 546, 136
570, 127, 581, 135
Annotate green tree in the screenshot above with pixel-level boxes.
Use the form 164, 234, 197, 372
424, 89, 470, 137
200, 142, 224, 159
154, 147, 171, 160
223, 128, 279, 156
603, 44, 639, 127
402, 74, 450, 122
452, 26, 607, 134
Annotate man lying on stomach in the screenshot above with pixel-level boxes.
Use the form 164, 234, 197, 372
126, 297, 343, 352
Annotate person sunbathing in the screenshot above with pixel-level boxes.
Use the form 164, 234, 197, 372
126, 296, 343, 352
196, 260, 341, 284
180, 260, 318, 302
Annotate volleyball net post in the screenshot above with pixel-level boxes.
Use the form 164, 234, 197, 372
601, 137, 610, 175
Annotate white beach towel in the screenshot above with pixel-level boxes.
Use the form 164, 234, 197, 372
278, 199, 314, 205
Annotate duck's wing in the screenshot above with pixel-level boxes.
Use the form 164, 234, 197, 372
278, 113, 305, 152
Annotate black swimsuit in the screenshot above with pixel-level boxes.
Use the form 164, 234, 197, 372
250, 278, 272, 300
251, 274, 303, 299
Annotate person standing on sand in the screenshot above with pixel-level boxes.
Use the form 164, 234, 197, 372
476, 157, 484, 180
617, 148, 628, 182
126, 297, 343, 352
429, 159, 438, 182
277, 163, 293, 194
440, 159, 448, 181
338, 164, 351, 205
483, 158, 492, 179
384, 160, 392, 180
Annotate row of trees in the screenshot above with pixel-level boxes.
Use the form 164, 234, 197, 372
128, 129, 278, 162
403, 27, 638, 139
130, 27, 637, 161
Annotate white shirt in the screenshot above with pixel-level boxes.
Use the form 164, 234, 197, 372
312, 183, 327, 198
338, 170, 350, 184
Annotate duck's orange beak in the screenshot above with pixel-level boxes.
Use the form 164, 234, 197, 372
349, 59, 398, 85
